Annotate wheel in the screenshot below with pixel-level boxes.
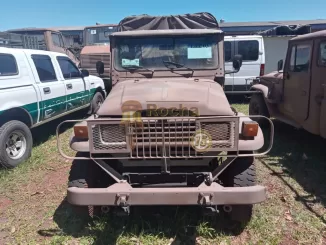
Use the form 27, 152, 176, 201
249, 94, 270, 125
91, 92, 104, 114
218, 153, 256, 223
68, 153, 110, 218
0, 120, 33, 168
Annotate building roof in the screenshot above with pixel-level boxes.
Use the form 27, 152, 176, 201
220, 19, 326, 27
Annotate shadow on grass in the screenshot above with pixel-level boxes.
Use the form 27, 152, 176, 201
38, 199, 247, 244
31, 109, 88, 147
260, 120, 326, 223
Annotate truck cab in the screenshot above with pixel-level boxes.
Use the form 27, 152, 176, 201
59, 12, 273, 224
249, 30, 326, 138
79, 24, 118, 87
7, 28, 79, 65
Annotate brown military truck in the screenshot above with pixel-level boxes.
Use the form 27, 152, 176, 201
249, 30, 326, 138
79, 24, 118, 91
57, 12, 273, 223
7, 28, 79, 65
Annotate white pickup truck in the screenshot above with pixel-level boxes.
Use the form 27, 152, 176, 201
0, 47, 106, 168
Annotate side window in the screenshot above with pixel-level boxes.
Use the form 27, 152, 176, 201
224, 41, 232, 62
289, 44, 311, 72
318, 42, 326, 66
0, 54, 18, 76
51, 33, 63, 47
31, 55, 57, 82
57, 57, 81, 79
237, 40, 259, 61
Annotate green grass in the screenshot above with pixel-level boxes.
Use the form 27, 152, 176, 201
0, 101, 326, 244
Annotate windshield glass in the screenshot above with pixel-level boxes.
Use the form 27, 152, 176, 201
84, 26, 118, 45
114, 35, 218, 70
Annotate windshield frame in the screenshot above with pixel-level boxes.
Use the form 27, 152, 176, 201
84, 26, 118, 46
113, 34, 220, 72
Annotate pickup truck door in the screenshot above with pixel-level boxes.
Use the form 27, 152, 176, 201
282, 41, 312, 123
56, 56, 90, 111
30, 54, 67, 120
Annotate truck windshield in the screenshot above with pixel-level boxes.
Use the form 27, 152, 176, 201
84, 26, 118, 45
114, 35, 218, 71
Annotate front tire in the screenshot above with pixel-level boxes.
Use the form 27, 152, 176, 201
0, 120, 33, 169
218, 153, 256, 223
91, 92, 104, 114
249, 94, 269, 125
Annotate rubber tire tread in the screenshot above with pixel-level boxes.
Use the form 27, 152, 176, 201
91, 92, 104, 114
0, 120, 33, 169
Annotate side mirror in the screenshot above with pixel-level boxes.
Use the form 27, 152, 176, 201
277, 59, 283, 72
80, 69, 89, 77
232, 54, 243, 71
96, 61, 105, 75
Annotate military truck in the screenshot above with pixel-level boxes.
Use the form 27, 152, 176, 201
7, 28, 79, 65
249, 30, 326, 138
57, 13, 273, 223
79, 24, 118, 91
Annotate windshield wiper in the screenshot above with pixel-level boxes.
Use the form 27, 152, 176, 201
162, 61, 194, 77
122, 65, 154, 76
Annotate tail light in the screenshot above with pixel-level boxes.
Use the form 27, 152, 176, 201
260, 64, 265, 76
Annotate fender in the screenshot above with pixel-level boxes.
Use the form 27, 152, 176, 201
250, 84, 269, 99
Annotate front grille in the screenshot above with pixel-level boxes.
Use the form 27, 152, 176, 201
80, 53, 111, 76
89, 118, 239, 158
92, 124, 128, 152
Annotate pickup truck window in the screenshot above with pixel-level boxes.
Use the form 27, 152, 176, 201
57, 56, 81, 79
319, 42, 326, 66
31, 55, 57, 82
289, 44, 311, 72
0, 54, 18, 76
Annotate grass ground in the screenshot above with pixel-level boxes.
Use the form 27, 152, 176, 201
0, 100, 326, 244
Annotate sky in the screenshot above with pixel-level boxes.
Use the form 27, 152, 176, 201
0, 0, 325, 30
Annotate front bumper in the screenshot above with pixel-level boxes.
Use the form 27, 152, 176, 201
67, 182, 266, 206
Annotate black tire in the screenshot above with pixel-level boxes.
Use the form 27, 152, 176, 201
249, 94, 270, 125
68, 153, 110, 218
0, 120, 33, 169
218, 153, 256, 223
91, 92, 104, 114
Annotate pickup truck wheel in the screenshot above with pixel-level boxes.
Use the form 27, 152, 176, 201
0, 120, 33, 169
68, 153, 107, 218
249, 94, 270, 125
91, 92, 104, 114
218, 153, 255, 224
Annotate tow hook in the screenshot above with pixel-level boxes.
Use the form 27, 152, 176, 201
203, 206, 219, 216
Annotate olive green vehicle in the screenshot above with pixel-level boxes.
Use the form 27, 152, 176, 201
249, 30, 326, 138
57, 13, 274, 224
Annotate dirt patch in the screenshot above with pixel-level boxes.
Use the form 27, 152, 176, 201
0, 197, 12, 214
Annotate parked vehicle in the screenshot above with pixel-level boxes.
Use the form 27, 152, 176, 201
0, 47, 106, 168
224, 35, 265, 92
6, 28, 79, 65
57, 12, 273, 223
79, 24, 118, 92
249, 30, 326, 138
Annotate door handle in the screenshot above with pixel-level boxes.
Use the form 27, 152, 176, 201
66, 83, 73, 89
43, 87, 51, 94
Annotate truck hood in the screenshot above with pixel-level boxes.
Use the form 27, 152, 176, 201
97, 78, 234, 116
81, 45, 110, 55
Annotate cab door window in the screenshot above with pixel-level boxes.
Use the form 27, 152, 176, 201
289, 44, 311, 72
31, 55, 57, 82
57, 56, 81, 79
51, 33, 64, 48
318, 41, 326, 66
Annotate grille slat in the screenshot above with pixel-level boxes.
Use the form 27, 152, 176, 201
90, 118, 238, 157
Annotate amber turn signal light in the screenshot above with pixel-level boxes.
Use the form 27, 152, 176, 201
242, 121, 259, 137
74, 125, 89, 139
